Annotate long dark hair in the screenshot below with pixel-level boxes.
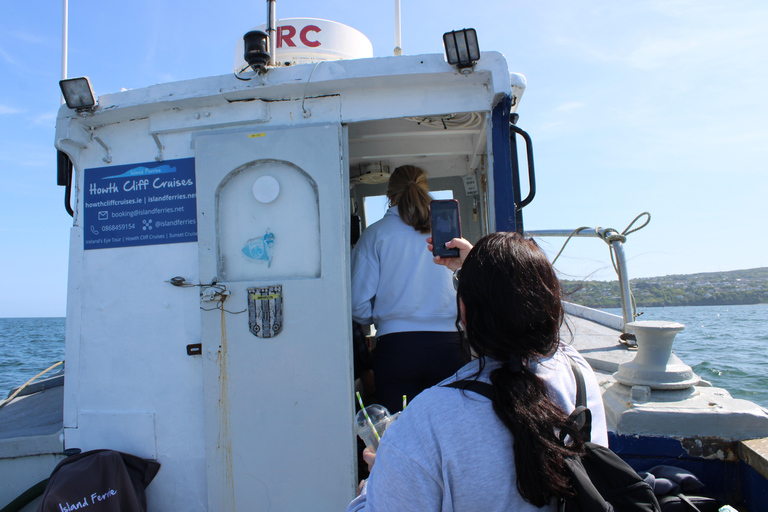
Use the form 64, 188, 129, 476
456, 232, 580, 506
386, 165, 431, 233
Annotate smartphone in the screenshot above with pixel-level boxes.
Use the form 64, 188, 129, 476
430, 199, 462, 258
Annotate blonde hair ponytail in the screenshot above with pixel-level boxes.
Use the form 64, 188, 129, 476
387, 165, 431, 233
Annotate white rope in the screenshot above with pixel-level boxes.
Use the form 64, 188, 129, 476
551, 212, 651, 267
550, 212, 652, 324
0, 361, 64, 410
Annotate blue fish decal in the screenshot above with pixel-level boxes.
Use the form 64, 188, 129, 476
242, 230, 275, 267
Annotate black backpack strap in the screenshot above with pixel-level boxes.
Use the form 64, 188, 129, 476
442, 379, 496, 401
568, 356, 587, 409
561, 356, 592, 444
657, 493, 714, 512
444, 357, 591, 442
444, 358, 586, 406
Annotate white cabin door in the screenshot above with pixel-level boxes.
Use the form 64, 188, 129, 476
195, 114, 355, 511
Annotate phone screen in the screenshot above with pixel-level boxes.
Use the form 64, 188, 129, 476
430, 199, 461, 258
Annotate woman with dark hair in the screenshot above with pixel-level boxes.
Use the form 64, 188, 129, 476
351, 165, 463, 413
347, 232, 607, 511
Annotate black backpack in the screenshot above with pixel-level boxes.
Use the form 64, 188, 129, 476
37, 449, 161, 512
443, 359, 661, 512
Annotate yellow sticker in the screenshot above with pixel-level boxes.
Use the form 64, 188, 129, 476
251, 292, 280, 300
248, 133, 266, 139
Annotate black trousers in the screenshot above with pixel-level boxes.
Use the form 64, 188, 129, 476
373, 331, 464, 413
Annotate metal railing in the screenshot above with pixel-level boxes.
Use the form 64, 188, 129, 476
525, 228, 633, 332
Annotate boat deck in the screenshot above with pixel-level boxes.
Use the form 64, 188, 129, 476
0, 385, 64, 458
564, 312, 636, 375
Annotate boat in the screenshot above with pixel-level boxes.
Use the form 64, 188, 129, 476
2, 6, 768, 511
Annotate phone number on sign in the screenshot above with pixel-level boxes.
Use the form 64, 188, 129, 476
100, 223, 136, 232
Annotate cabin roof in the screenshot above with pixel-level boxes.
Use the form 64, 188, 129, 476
56, 52, 520, 129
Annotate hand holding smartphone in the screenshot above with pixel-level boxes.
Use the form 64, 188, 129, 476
430, 199, 461, 258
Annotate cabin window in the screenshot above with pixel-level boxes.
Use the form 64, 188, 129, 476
362, 190, 454, 228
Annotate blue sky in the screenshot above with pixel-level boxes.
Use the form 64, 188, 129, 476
1, 0, 766, 317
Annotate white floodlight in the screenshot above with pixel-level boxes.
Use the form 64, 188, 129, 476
443, 29, 480, 72
60, 77, 97, 113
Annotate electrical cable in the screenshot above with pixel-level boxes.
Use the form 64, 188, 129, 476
405, 112, 484, 129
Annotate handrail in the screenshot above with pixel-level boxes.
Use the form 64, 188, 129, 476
509, 124, 536, 210
525, 228, 634, 333
57, 150, 74, 217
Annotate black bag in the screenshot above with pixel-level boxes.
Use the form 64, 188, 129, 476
37, 449, 160, 512
657, 494, 719, 512
559, 441, 660, 512
558, 360, 660, 512
636, 463, 721, 512
444, 358, 661, 512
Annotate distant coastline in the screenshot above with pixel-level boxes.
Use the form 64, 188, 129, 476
561, 267, 768, 309
2, 268, 766, 318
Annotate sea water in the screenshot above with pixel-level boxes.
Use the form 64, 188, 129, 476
0, 317, 65, 399
1, 305, 767, 408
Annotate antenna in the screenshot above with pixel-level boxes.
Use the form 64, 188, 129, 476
394, 0, 402, 56
61, 0, 68, 103
267, 0, 277, 65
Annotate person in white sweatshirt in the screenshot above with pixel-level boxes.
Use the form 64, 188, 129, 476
351, 165, 463, 413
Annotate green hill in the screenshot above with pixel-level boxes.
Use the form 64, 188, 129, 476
561, 268, 768, 308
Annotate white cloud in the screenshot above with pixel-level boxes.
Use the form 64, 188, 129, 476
32, 111, 57, 126
0, 105, 24, 115
626, 37, 702, 71
556, 101, 587, 112
10, 31, 48, 45
0, 46, 15, 65
544, 0, 768, 78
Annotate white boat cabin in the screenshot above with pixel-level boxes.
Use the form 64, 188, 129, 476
51, 19, 527, 511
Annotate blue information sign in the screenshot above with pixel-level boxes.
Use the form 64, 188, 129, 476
83, 158, 198, 250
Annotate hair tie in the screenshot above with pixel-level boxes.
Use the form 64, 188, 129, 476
507, 354, 525, 373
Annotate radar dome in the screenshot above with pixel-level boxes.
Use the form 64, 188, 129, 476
235, 18, 373, 71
